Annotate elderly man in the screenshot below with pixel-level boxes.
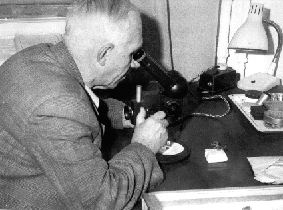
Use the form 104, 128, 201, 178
0, 0, 168, 209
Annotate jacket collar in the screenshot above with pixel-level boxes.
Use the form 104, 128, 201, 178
51, 41, 85, 87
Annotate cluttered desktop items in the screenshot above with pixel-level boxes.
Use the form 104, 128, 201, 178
229, 90, 283, 132
226, 3, 283, 132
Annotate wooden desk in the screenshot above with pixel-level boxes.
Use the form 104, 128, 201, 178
104, 87, 283, 191
151, 88, 283, 192
103, 87, 283, 209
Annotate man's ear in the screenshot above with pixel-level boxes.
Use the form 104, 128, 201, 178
97, 43, 114, 66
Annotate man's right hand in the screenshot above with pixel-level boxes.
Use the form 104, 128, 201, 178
131, 107, 169, 154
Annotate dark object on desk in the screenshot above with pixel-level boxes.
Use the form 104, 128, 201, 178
198, 66, 237, 94
250, 105, 267, 120
245, 90, 263, 99
156, 142, 190, 164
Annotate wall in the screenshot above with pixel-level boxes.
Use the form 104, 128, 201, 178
132, 0, 221, 81
130, 0, 172, 70
169, 0, 221, 81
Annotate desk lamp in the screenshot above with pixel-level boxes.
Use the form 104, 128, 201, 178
228, 3, 283, 91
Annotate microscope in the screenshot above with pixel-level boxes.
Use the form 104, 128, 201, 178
124, 48, 201, 126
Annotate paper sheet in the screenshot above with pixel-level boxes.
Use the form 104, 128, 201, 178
248, 156, 283, 184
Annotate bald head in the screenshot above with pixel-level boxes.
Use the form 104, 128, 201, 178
63, 0, 143, 88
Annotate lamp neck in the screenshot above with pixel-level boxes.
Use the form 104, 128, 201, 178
263, 19, 283, 64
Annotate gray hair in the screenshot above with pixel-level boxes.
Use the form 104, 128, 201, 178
68, 0, 135, 21
65, 0, 137, 37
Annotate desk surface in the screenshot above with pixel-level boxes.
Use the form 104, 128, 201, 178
152, 88, 283, 192
104, 87, 283, 193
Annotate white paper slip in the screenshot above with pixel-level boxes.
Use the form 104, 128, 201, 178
205, 149, 228, 163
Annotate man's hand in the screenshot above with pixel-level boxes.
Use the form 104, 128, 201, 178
131, 107, 169, 154
122, 119, 134, 128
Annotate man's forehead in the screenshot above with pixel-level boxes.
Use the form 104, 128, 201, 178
128, 12, 142, 34
127, 17, 142, 49
116, 11, 142, 45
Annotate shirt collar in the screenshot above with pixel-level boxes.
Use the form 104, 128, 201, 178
84, 85, 100, 108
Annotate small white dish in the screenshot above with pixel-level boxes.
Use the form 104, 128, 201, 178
161, 142, 184, 156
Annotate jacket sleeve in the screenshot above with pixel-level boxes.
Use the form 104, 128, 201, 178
28, 95, 164, 210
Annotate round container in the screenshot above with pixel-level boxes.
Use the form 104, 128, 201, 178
263, 110, 283, 128
263, 93, 283, 111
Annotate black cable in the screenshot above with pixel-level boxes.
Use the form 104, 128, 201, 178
168, 95, 231, 127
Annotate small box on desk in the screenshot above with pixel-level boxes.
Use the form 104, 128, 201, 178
198, 67, 237, 94
250, 105, 267, 120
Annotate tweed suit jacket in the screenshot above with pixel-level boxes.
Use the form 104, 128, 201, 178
0, 42, 163, 210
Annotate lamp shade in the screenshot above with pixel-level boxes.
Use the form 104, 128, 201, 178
228, 3, 268, 51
